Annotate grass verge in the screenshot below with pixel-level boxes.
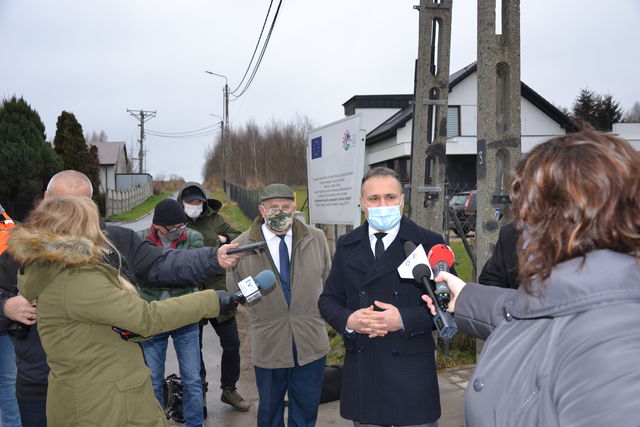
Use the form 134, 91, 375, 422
107, 191, 174, 221
208, 189, 253, 232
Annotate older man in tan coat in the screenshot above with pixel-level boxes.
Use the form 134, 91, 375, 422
227, 183, 331, 427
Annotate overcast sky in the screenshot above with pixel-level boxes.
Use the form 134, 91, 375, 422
1, 0, 638, 182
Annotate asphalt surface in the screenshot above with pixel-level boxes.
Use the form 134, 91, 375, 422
116, 211, 471, 426
162, 308, 471, 427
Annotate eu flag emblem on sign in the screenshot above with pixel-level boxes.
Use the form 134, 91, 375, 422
311, 137, 322, 159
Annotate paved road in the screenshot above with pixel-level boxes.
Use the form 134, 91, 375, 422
163, 309, 469, 427
115, 213, 469, 426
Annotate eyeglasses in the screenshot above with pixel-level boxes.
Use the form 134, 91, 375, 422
165, 224, 187, 233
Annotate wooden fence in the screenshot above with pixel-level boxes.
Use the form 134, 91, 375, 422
105, 182, 153, 217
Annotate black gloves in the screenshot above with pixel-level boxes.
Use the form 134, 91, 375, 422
216, 290, 238, 315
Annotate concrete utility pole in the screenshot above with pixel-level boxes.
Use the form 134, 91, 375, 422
409, 0, 454, 233
475, 0, 522, 274
127, 109, 157, 173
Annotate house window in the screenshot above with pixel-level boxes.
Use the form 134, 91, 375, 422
370, 158, 411, 182
447, 106, 460, 137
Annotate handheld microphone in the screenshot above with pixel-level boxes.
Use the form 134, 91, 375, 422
233, 270, 277, 304
404, 241, 457, 339
427, 244, 455, 310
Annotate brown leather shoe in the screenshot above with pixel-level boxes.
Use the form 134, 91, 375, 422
221, 387, 250, 411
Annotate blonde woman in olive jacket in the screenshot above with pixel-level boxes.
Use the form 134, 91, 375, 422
8, 196, 233, 427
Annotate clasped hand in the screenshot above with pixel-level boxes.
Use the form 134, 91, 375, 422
346, 301, 403, 338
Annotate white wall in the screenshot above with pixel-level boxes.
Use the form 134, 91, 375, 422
355, 108, 402, 133
613, 122, 640, 150
352, 70, 569, 165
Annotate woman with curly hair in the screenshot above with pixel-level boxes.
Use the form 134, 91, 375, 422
426, 129, 640, 426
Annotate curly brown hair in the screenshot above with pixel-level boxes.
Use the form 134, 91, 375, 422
510, 129, 640, 294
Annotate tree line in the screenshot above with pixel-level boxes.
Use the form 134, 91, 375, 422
202, 116, 313, 188
0, 96, 103, 219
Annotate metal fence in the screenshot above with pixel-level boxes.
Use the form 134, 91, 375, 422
223, 180, 261, 221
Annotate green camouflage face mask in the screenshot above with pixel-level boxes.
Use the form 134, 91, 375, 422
267, 209, 293, 233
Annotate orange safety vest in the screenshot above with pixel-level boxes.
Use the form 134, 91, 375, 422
0, 207, 15, 254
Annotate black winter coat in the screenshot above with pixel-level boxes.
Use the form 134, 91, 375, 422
318, 217, 444, 425
478, 221, 520, 289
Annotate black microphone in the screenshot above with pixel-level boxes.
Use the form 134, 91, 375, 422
427, 244, 455, 310
233, 270, 277, 304
404, 241, 457, 339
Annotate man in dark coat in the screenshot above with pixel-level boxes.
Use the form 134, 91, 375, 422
318, 167, 444, 427
478, 221, 520, 289
176, 182, 249, 411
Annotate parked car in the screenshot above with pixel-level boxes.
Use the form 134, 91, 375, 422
448, 190, 476, 236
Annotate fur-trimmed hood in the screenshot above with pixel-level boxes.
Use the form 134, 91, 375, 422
8, 226, 107, 301
8, 226, 105, 267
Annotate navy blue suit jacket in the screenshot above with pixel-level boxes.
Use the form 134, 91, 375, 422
318, 216, 444, 425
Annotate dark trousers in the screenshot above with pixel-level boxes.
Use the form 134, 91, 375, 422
254, 356, 325, 427
198, 317, 241, 389
18, 398, 47, 427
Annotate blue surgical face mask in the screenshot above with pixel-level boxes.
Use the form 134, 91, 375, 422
364, 204, 402, 231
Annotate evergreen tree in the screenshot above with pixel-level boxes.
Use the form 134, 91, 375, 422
595, 94, 622, 131
571, 88, 600, 128
0, 96, 62, 219
87, 144, 102, 198
53, 111, 101, 197
571, 88, 623, 131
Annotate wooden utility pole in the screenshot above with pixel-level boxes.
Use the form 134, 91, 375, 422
127, 109, 157, 173
409, 0, 454, 234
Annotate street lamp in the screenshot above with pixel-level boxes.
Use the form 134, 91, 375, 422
205, 70, 229, 133
205, 71, 230, 183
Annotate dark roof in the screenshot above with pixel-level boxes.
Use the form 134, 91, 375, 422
364, 62, 576, 144
366, 106, 413, 143
342, 95, 413, 116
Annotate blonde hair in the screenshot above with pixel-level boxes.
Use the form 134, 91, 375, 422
25, 196, 138, 294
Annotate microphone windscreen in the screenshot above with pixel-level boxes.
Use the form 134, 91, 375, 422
404, 241, 417, 257
412, 264, 432, 282
254, 270, 277, 291
427, 244, 455, 268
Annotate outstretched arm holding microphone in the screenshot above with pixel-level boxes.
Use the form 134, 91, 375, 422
421, 129, 640, 426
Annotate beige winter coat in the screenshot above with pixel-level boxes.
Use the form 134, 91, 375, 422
226, 217, 331, 368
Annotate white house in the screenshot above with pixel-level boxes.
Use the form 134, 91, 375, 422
613, 122, 640, 150
339, 62, 575, 189
91, 141, 130, 192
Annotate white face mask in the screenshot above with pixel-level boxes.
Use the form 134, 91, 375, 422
183, 203, 203, 219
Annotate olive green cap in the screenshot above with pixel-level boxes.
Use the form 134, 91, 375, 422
260, 183, 294, 201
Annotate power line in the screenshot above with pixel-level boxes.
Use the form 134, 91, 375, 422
146, 129, 221, 139
146, 124, 219, 136
229, 0, 275, 94
230, 0, 283, 100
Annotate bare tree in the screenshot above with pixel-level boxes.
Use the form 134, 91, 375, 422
623, 102, 640, 123
202, 115, 314, 188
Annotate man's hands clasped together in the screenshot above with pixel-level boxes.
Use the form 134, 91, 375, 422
346, 301, 403, 338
